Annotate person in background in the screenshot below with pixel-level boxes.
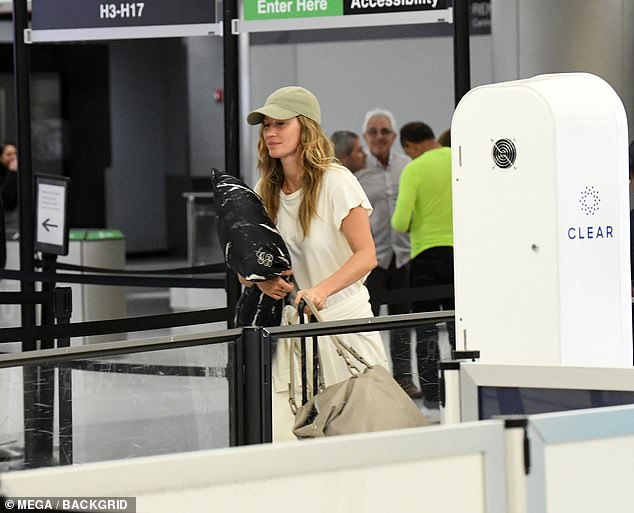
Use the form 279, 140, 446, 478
392, 121, 454, 409
0, 142, 17, 267
355, 109, 420, 398
400, 122, 438, 160
438, 128, 451, 147
244, 86, 389, 441
331, 130, 367, 173
0, 143, 18, 215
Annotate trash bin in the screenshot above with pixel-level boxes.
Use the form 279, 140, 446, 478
169, 192, 225, 311
59, 229, 126, 344
0, 230, 126, 345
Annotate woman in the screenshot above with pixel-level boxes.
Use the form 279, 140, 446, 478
245, 86, 389, 440
0, 143, 18, 210
0, 143, 18, 233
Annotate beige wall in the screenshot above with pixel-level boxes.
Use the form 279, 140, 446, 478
492, 0, 634, 132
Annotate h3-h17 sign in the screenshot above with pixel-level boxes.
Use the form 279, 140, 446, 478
31, 0, 215, 29
29, 0, 218, 42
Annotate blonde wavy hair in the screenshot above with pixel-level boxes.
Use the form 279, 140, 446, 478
257, 115, 337, 238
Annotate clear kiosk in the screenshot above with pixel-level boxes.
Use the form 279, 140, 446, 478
451, 73, 632, 366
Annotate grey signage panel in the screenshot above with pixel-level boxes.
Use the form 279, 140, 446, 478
28, 23, 221, 42
31, 0, 215, 30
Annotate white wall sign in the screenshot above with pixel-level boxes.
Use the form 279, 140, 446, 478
35, 175, 70, 255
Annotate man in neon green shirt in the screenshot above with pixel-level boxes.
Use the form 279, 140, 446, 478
392, 121, 454, 408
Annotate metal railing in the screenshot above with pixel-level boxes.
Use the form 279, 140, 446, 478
0, 310, 454, 470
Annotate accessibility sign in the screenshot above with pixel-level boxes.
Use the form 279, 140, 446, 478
244, 0, 447, 20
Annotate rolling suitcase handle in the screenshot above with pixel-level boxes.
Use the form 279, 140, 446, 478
288, 299, 325, 413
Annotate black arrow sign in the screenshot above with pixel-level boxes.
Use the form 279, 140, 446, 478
42, 218, 59, 232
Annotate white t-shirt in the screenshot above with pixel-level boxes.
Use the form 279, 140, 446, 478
256, 166, 389, 442
258, 164, 373, 310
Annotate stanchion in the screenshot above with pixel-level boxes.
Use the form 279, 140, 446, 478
242, 326, 268, 445
222, 0, 242, 328
260, 330, 272, 444
229, 326, 273, 446
13, 0, 39, 469
228, 332, 244, 447
54, 287, 73, 465
26, 253, 58, 467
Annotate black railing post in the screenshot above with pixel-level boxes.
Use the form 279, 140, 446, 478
54, 286, 73, 465
228, 333, 244, 447
25, 254, 57, 467
260, 330, 272, 443
12, 0, 36, 346
13, 0, 39, 469
222, 0, 242, 328
241, 326, 269, 445
453, 0, 471, 105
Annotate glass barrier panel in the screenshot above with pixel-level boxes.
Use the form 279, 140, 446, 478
0, 365, 24, 471
267, 319, 453, 441
0, 339, 234, 472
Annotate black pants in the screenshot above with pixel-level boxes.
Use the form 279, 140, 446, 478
410, 246, 455, 401
365, 257, 412, 378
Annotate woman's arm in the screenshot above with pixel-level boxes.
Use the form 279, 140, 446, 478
295, 206, 377, 310
240, 271, 294, 301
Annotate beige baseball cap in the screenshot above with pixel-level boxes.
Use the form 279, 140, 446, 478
247, 86, 321, 125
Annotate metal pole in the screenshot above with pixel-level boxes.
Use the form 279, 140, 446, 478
260, 330, 272, 443
242, 327, 263, 445
13, 0, 40, 469
223, 0, 242, 328
25, 254, 57, 468
242, 326, 266, 445
12, 0, 36, 346
228, 334, 244, 447
54, 286, 73, 465
453, 0, 471, 105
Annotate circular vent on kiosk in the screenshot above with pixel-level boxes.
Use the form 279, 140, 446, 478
492, 138, 517, 169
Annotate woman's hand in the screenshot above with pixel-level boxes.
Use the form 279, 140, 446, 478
253, 270, 294, 300
295, 285, 328, 312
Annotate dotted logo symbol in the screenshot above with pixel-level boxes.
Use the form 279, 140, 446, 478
492, 138, 517, 169
579, 186, 600, 215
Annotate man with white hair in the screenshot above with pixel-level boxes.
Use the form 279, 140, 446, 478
355, 109, 419, 398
